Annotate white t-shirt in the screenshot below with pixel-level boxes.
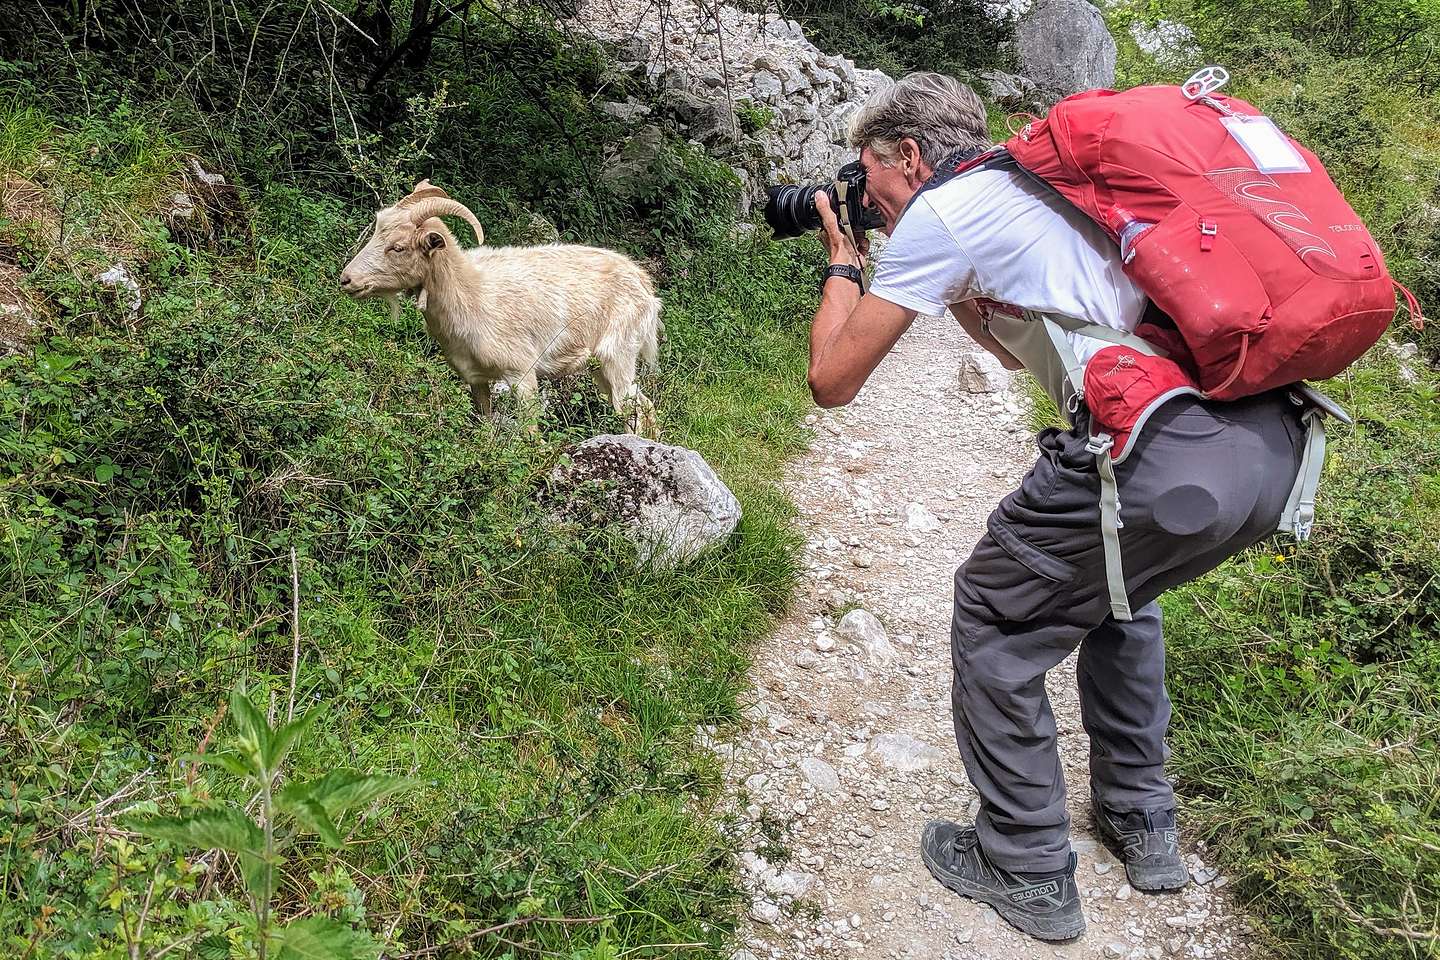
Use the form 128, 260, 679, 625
868, 165, 1148, 407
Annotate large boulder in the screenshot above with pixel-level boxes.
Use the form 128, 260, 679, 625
1013, 0, 1117, 104
549, 434, 741, 567
571, 0, 892, 196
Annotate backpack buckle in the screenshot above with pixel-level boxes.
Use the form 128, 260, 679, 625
1199, 219, 1218, 251
1291, 504, 1315, 542
1182, 65, 1230, 100
1085, 433, 1114, 456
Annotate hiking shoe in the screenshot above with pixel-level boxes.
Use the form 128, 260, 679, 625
920, 820, 1085, 942
1093, 802, 1190, 892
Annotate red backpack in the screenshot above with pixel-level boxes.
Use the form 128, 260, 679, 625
996, 68, 1424, 400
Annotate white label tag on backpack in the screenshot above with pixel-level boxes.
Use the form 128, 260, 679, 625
1220, 116, 1310, 173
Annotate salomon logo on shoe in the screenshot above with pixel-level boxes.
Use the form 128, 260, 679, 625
1011, 881, 1060, 902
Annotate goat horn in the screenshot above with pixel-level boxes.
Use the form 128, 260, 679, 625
408, 197, 484, 245
395, 179, 451, 208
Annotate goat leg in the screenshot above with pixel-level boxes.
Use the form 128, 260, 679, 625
508, 371, 542, 436
469, 381, 493, 419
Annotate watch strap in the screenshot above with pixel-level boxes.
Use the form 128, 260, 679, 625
822, 263, 863, 288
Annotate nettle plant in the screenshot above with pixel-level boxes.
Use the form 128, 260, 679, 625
129, 684, 409, 959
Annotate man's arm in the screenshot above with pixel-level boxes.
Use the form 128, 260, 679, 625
810, 288, 917, 407
808, 193, 917, 408
948, 300, 1024, 370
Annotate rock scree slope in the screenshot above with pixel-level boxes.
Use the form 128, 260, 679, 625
723, 315, 1253, 960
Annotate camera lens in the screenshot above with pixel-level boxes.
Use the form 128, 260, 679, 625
763, 183, 826, 239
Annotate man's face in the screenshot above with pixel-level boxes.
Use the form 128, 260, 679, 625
859, 145, 920, 236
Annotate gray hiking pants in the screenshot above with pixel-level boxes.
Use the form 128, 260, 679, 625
951, 391, 1305, 873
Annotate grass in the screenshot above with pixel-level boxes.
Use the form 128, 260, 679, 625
0, 83, 825, 957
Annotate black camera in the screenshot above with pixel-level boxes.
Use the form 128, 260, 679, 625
763, 160, 885, 239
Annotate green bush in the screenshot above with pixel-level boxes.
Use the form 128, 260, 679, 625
763, 0, 1012, 79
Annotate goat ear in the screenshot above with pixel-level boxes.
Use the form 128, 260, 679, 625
422, 230, 446, 255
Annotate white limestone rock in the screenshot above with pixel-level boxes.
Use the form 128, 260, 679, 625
800, 756, 841, 792
549, 434, 740, 568
836, 609, 897, 665
868, 732, 944, 772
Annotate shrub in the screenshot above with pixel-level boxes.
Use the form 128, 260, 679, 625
1106, 2, 1440, 955
763, 0, 1013, 78
0, 6, 826, 950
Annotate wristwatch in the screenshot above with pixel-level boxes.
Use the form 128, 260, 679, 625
822, 263, 863, 289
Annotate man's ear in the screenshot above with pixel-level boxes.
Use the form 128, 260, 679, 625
423, 230, 446, 255
900, 138, 926, 181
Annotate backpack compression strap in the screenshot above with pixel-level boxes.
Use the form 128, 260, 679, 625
1034, 312, 1134, 621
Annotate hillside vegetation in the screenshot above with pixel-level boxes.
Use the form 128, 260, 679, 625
4, 0, 1439, 958
1106, 2, 1440, 957
0, 4, 830, 957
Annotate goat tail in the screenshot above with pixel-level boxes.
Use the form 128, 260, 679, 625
641, 295, 663, 373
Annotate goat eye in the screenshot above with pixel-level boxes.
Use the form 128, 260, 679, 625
388, 243, 406, 253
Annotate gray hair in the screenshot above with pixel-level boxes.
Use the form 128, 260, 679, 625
849, 72, 992, 170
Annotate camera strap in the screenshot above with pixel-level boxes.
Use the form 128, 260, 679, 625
833, 177, 868, 294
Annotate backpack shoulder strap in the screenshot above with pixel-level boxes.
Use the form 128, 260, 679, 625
1029, 308, 1135, 621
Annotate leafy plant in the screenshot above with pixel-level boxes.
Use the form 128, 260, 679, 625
734, 99, 776, 134
129, 684, 408, 959
342, 81, 464, 205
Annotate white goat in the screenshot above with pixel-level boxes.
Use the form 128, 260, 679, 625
339, 181, 661, 435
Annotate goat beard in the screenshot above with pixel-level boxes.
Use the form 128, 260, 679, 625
382, 287, 428, 323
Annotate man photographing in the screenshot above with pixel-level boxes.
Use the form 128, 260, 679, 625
805, 72, 1309, 942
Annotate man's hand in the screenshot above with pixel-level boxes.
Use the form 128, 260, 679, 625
816, 192, 869, 268
808, 194, 914, 408
949, 301, 1025, 370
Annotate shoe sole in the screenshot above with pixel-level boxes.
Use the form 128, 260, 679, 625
920, 824, 1085, 942
1092, 810, 1190, 893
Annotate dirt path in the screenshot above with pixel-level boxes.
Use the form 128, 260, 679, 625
725, 314, 1251, 960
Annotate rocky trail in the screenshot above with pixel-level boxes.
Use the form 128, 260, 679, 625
724, 315, 1251, 960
